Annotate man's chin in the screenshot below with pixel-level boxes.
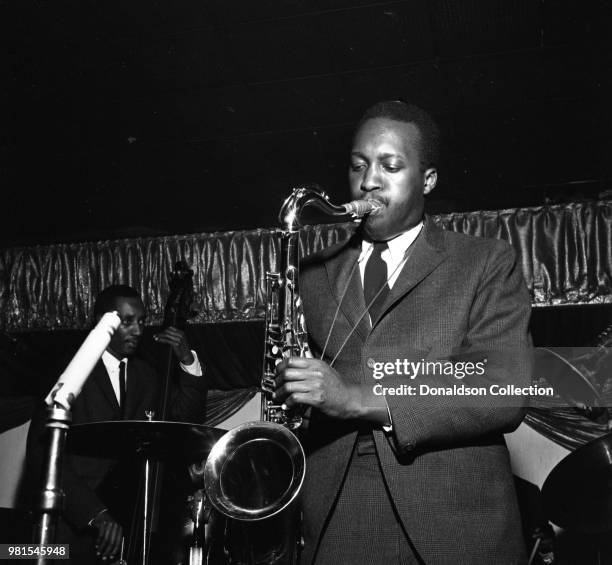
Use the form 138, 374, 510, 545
123, 342, 139, 355
361, 215, 390, 241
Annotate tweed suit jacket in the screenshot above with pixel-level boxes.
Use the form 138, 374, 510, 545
298, 218, 531, 565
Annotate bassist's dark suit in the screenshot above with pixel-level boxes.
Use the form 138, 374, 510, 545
27, 357, 207, 563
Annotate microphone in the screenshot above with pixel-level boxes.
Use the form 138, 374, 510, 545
342, 199, 383, 217
46, 311, 121, 409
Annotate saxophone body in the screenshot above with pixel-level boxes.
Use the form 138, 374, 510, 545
202, 186, 380, 564
262, 186, 382, 428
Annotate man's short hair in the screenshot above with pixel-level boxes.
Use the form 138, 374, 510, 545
93, 285, 141, 319
356, 100, 440, 170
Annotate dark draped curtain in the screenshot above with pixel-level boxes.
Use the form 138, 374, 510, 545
1, 201, 610, 332
525, 409, 610, 452
204, 387, 258, 427
1, 200, 612, 449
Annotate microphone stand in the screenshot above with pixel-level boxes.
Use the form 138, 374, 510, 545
33, 403, 72, 565
31, 311, 121, 565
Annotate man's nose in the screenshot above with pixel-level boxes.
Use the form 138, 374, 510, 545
360, 166, 381, 192
132, 323, 144, 337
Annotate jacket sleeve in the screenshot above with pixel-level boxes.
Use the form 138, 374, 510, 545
169, 367, 208, 423
385, 242, 532, 454
61, 458, 108, 530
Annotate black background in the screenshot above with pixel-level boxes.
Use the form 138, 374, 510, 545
5, 0, 612, 245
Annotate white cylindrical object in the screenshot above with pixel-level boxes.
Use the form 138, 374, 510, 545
46, 311, 121, 409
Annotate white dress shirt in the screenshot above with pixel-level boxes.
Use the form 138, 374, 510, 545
101, 349, 202, 404
356, 221, 423, 431
357, 221, 424, 291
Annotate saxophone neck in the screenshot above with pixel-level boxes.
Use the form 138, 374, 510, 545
279, 185, 383, 231
279, 186, 343, 231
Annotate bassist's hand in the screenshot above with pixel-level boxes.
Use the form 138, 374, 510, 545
154, 326, 194, 365
92, 509, 123, 561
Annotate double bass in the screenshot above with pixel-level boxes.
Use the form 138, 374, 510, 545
122, 260, 197, 565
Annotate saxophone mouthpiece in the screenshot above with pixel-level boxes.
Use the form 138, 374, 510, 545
342, 199, 383, 218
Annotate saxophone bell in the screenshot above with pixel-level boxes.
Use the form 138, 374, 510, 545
203, 421, 305, 521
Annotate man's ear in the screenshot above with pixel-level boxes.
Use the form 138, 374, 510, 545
423, 168, 437, 195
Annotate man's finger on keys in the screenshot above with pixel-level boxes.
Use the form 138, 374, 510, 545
286, 356, 310, 368
283, 367, 315, 381
283, 392, 309, 408
275, 381, 309, 399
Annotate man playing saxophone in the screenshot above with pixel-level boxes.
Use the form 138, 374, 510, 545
274, 100, 532, 565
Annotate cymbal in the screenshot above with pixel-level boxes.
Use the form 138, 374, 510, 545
542, 431, 612, 533
67, 420, 227, 462
534, 347, 601, 407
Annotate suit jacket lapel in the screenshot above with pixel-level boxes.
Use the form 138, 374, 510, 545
322, 220, 450, 334
92, 361, 120, 415
372, 218, 449, 329
324, 238, 370, 342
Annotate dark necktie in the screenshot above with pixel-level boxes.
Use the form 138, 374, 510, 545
119, 361, 126, 418
364, 242, 389, 322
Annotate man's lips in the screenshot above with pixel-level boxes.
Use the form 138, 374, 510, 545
364, 199, 386, 217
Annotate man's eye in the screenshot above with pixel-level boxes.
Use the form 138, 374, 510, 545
384, 164, 401, 172
350, 163, 365, 172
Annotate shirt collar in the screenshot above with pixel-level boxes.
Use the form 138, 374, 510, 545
102, 349, 128, 371
358, 221, 424, 263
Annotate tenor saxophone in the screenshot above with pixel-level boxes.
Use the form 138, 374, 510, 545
202, 185, 381, 563
261, 185, 382, 428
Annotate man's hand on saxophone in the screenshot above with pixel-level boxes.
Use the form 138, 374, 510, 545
274, 356, 390, 425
